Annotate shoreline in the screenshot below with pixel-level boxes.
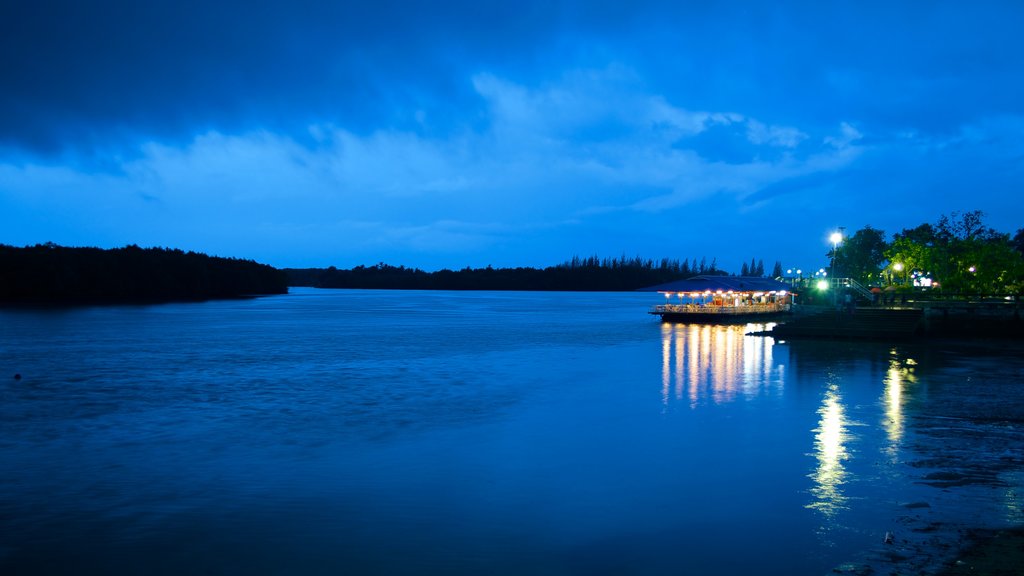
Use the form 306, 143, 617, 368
937, 527, 1024, 575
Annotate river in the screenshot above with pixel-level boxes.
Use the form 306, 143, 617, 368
1, 288, 1022, 575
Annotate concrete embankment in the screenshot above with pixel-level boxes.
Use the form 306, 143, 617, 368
766, 304, 1022, 340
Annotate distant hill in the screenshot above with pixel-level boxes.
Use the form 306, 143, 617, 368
0, 244, 288, 304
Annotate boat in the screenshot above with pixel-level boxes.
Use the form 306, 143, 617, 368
640, 275, 796, 323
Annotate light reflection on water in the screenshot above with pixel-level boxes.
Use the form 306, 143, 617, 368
882, 352, 917, 457
1, 289, 1023, 575
659, 322, 783, 407
808, 381, 850, 518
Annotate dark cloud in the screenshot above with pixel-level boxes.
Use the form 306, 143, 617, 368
4, 0, 1023, 157
0, 0, 571, 153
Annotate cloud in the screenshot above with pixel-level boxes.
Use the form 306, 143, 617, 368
746, 120, 807, 148
4, 58, 1022, 270
2, 68, 863, 244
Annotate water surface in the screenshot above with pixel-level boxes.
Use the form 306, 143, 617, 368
2, 289, 1022, 575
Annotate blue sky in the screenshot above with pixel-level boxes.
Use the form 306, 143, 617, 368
2, 1, 1022, 272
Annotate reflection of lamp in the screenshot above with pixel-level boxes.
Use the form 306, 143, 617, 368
809, 385, 849, 517
884, 361, 904, 449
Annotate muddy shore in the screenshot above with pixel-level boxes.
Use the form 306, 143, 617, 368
938, 528, 1024, 575
828, 339, 1024, 575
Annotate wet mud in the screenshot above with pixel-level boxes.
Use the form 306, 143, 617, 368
832, 341, 1024, 575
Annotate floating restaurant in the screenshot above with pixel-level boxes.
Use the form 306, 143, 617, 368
642, 275, 796, 322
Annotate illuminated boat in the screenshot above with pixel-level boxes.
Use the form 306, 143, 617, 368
641, 275, 796, 323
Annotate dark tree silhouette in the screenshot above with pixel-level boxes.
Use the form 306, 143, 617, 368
286, 254, 727, 291
0, 244, 287, 304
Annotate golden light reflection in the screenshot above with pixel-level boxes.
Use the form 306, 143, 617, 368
659, 323, 784, 408
808, 384, 849, 518
661, 323, 671, 405
882, 352, 917, 457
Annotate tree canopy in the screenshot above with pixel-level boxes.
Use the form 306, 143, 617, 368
0, 244, 288, 304
831, 211, 1023, 294
286, 254, 727, 291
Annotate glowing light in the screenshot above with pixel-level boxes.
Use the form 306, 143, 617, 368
816, 280, 829, 290
660, 323, 781, 409
830, 231, 843, 245
883, 356, 917, 458
893, 262, 904, 272
968, 266, 976, 273
661, 323, 672, 405
884, 362, 904, 447
808, 385, 849, 517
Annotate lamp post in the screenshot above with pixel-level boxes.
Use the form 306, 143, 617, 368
829, 231, 843, 276
829, 229, 843, 307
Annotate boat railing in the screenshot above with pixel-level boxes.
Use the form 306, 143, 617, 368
650, 303, 791, 314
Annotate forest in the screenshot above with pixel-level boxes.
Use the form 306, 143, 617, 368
286, 254, 734, 291
0, 244, 288, 304
8, 210, 1015, 302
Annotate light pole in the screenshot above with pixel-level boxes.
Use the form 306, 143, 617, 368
829, 230, 843, 306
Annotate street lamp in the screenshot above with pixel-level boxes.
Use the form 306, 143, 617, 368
829, 231, 843, 277
829, 229, 844, 307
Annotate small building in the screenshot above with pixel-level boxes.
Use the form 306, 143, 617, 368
641, 275, 796, 322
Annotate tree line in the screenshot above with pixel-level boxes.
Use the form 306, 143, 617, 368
286, 254, 732, 291
828, 211, 1024, 294
0, 243, 288, 304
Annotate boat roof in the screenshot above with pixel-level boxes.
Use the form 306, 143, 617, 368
639, 275, 794, 293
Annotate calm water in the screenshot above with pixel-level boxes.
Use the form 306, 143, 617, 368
2, 289, 1022, 575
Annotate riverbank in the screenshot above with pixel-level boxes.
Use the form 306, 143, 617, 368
822, 338, 1024, 575
761, 305, 1023, 340
938, 528, 1024, 575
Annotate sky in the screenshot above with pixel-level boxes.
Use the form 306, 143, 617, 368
2, 1, 1022, 273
